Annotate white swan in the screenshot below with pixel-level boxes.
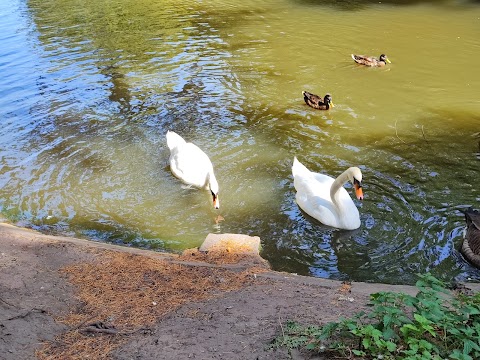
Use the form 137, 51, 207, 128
292, 157, 363, 230
166, 131, 220, 209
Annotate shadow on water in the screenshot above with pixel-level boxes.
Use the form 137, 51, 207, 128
255, 107, 480, 285
101, 66, 132, 115
262, 205, 369, 281
1, 0, 479, 286
292, 0, 480, 11
388, 109, 480, 170
365, 110, 479, 283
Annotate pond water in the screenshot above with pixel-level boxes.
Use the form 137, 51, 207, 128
1, 0, 479, 284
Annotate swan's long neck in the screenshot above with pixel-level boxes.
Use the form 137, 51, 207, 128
330, 169, 351, 208
207, 171, 220, 209
207, 171, 218, 194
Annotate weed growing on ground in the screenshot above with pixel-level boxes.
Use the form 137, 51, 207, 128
271, 274, 480, 360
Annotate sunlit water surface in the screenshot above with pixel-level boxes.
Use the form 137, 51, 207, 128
1, 0, 479, 284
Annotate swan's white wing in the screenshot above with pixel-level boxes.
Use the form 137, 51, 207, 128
310, 172, 359, 229
169, 142, 213, 189
294, 172, 341, 228
292, 159, 360, 230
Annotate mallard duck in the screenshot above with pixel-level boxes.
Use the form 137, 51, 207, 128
302, 91, 334, 110
292, 157, 364, 230
351, 54, 391, 67
460, 208, 480, 268
166, 131, 220, 209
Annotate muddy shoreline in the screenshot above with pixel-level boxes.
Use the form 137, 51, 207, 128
1, 223, 478, 359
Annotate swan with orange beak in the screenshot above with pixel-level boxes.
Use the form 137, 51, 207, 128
292, 157, 364, 230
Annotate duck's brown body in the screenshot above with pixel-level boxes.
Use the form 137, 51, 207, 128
302, 91, 334, 110
351, 54, 391, 67
461, 208, 480, 268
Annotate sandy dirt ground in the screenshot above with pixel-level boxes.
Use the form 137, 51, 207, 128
1, 223, 478, 360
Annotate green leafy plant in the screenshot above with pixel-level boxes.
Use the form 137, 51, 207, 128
270, 274, 480, 359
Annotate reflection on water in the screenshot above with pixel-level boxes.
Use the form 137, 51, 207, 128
0, 0, 479, 284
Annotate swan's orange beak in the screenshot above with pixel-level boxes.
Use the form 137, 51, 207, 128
212, 194, 220, 209
354, 183, 364, 200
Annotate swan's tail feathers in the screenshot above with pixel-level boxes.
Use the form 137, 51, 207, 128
292, 157, 310, 177
166, 131, 186, 150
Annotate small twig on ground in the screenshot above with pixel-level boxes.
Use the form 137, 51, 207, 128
395, 119, 407, 144
421, 125, 428, 143
348, 346, 354, 359
79, 321, 153, 336
80, 326, 119, 335
80, 327, 152, 336
7, 308, 46, 321
278, 316, 285, 338
73, 316, 98, 330
0, 296, 17, 308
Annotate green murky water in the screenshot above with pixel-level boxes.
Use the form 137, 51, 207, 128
1, 0, 479, 284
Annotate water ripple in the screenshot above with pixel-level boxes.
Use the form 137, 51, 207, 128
0, 0, 479, 285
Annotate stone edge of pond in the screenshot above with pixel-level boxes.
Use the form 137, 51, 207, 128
1, 221, 479, 295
